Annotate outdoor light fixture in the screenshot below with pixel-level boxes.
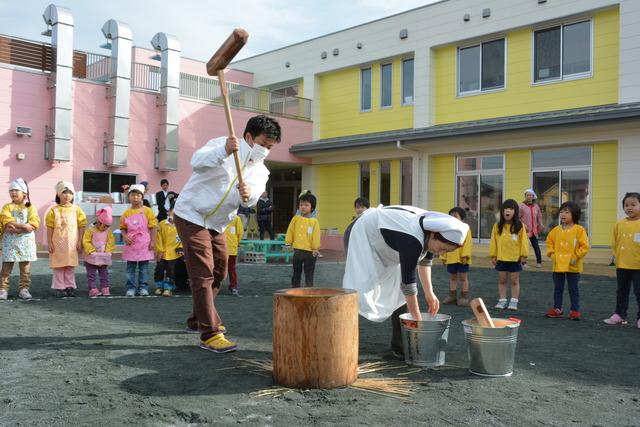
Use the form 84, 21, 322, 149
332, 48, 339, 56
464, 13, 470, 21
150, 51, 161, 61
100, 41, 112, 50
285, 61, 290, 68
482, 8, 491, 18
356, 42, 362, 49
321, 51, 327, 59
538, 0, 547, 3
399, 29, 408, 39
41, 26, 52, 37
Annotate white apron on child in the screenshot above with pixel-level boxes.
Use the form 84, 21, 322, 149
2, 208, 37, 262
342, 206, 427, 322
50, 206, 80, 268
84, 228, 112, 266
122, 211, 154, 261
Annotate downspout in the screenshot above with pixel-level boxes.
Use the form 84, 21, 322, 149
101, 19, 132, 167
42, 4, 74, 162
150, 33, 181, 171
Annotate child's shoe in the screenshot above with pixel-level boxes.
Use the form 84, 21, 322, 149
64, 288, 76, 297
162, 289, 172, 297
88, 288, 101, 298
184, 326, 200, 334
198, 333, 237, 353
100, 287, 111, 297
603, 313, 627, 325
125, 288, 136, 297
569, 310, 581, 320
0, 289, 7, 300
442, 291, 457, 305
138, 287, 150, 297
457, 292, 470, 306
18, 288, 32, 300
507, 298, 518, 311
637, 319, 640, 329
154, 281, 164, 296
494, 298, 508, 309
545, 308, 563, 318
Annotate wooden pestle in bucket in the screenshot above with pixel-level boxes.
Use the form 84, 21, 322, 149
470, 298, 496, 328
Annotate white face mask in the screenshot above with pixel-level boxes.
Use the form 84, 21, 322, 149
251, 144, 270, 162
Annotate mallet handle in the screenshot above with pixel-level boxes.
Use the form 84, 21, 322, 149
217, 70, 246, 199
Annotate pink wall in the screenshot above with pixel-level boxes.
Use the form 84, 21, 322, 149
132, 47, 254, 86
1, 66, 311, 247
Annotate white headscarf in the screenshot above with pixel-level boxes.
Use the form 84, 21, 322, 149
55, 181, 75, 196
421, 211, 469, 246
128, 184, 146, 194
524, 189, 537, 199
9, 178, 28, 193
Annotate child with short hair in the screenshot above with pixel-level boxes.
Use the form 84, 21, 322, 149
544, 201, 589, 320
441, 207, 473, 306
286, 192, 321, 287
154, 207, 182, 297
47, 181, 87, 297
354, 197, 370, 217
82, 207, 115, 298
120, 184, 157, 297
224, 214, 244, 296
604, 192, 640, 328
0, 178, 39, 300
490, 199, 528, 310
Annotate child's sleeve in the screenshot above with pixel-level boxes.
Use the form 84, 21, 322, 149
285, 217, 296, 245
575, 227, 590, 260
82, 228, 96, 254
236, 216, 244, 241
145, 207, 158, 228
45, 208, 56, 228
311, 219, 321, 251
519, 226, 529, 258
105, 230, 115, 253
611, 223, 618, 259
119, 210, 129, 230
489, 225, 498, 257
76, 207, 87, 228
546, 228, 556, 258
461, 229, 473, 259
27, 205, 40, 229
0, 204, 13, 226
155, 223, 166, 254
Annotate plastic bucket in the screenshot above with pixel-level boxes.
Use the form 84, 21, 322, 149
400, 313, 451, 367
462, 318, 520, 377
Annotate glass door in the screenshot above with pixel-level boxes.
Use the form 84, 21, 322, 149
479, 174, 503, 239
457, 175, 479, 238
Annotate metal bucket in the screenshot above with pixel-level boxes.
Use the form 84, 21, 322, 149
400, 313, 451, 367
462, 318, 520, 377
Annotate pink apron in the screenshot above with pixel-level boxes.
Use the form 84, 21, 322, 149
84, 228, 112, 266
122, 211, 154, 261
50, 206, 79, 268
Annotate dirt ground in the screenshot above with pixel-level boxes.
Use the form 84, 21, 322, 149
1, 259, 639, 426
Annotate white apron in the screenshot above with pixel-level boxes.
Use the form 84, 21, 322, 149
2, 208, 37, 262
342, 206, 427, 322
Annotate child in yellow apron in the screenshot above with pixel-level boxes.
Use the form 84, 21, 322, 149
46, 181, 87, 297
0, 178, 40, 300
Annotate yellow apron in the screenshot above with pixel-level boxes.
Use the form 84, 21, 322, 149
50, 206, 79, 268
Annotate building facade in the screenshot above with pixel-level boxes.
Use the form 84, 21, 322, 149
233, 0, 640, 247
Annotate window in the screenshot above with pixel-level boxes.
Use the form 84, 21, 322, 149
82, 171, 137, 194
401, 159, 413, 204
534, 20, 591, 82
402, 59, 414, 105
359, 162, 370, 200
380, 63, 392, 108
361, 68, 372, 111
458, 39, 505, 94
379, 160, 391, 205
456, 155, 504, 239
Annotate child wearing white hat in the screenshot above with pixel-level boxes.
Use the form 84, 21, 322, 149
46, 181, 87, 297
0, 178, 40, 300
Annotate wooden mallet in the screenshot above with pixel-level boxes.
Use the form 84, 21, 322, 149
206, 29, 250, 193
469, 297, 496, 328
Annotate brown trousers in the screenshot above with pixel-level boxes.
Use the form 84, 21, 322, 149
174, 215, 228, 339
0, 261, 31, 290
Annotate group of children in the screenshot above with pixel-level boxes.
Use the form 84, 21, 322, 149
441, 192, 640, 327
0, 179, 183, 300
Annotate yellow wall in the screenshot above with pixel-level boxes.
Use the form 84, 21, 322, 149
316, 163, 359, 233
429, 155, 455, 213
591, 142, 618, 246
318, 58, 414, 139
435, 8, 619, 124
505, 150, 531, 202
390, 159, 401, 205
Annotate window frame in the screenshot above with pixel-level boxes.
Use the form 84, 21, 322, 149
401, 58, 414, 106
380, 63, 393, 109
531, 18, 593, 85
360, 67, 372, 112
82, 170, 138, 195
457, 37, 507, 96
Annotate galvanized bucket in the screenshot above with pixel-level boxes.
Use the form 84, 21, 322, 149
400, 313, 451, 367
462, 318, 520, 377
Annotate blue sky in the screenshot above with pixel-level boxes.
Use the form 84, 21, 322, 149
0, 0, 439, 61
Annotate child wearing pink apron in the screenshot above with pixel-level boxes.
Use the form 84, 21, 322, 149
46, 181, 87, 297
120, 185, 157, 296
82, 207, 115, 297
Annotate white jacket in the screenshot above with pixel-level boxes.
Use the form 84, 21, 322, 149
174, 137, 269, 232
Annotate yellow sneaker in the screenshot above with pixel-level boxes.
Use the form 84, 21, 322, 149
198, 333, 237, 353
154, 288, 163, 296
